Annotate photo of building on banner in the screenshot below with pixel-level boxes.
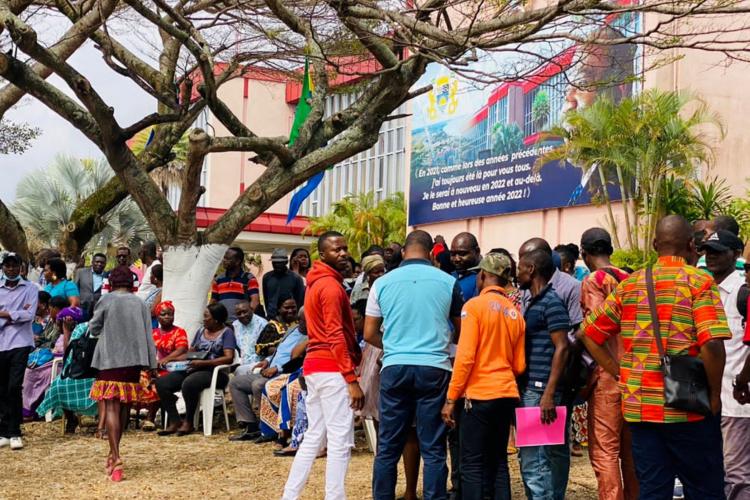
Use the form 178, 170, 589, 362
408, 14, 639, 226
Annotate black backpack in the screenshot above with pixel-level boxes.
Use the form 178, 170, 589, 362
61, 327, 99, 380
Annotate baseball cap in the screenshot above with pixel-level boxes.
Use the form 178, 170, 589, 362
1, 252, 20, 265
271, 248, 289, 263
699, 230, 744, 253
580, 227, 613, 252
470, 252, 512, 278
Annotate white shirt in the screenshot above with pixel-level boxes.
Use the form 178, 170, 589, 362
718, 271, 750, 417
135, 260, 161, 300
233, 315, 269, 376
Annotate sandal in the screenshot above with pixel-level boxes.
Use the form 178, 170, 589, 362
141, 420, 156, 432
109, 460, 124, 482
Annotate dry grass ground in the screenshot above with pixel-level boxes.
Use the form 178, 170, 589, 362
0, 421, 598, 499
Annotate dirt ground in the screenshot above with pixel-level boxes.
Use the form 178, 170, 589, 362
0, 421, 598, 499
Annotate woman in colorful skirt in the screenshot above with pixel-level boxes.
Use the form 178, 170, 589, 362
137, 300, 188, 431
88, 266, 156, 482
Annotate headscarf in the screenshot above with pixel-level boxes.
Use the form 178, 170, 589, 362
154, 300, 175, 315
57, 306, 83, 324
361, 254, 385, 275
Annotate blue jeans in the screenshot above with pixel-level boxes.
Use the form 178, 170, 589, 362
373, 365, 451, 500
517, 389, 570, 500
628, 414, 724, 500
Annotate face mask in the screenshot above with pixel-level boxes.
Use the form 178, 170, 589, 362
4, 275, 21, 283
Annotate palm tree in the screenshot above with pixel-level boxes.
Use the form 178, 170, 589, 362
540, 90, 723, 253
12, 155, 153, 258
492, 123, 524, 157
304, 192, 406, 260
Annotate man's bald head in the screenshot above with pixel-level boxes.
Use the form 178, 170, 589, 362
519, 238, 552, 259
654, 215, 695, 261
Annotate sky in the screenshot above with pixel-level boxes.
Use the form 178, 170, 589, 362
0, 43, 155, 202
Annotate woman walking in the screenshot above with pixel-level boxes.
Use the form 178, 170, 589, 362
88, 266, 156, 482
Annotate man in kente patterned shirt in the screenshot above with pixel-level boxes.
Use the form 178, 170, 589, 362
581, 215, 730, 500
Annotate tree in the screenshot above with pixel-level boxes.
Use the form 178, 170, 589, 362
12, 155, 153, 256
492, 123, 524, 157
541, 90, 723, 253
305, 192, 406, 260
0, 0, 747, 333
0, 119, 39, 154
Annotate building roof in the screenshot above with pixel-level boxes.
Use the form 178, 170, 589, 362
195, 207, 309, 235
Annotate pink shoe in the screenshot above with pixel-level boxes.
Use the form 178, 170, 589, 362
109, 461, 124, 482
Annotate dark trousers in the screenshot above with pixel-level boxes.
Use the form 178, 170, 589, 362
459, 398, 515, 500
373, 365, 451, 500
0, 346, 32, 438
449, 405, 462, 495
628, 414, 725, 500
155, 370, 229, 423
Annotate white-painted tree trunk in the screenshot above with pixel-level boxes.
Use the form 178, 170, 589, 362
161, 244, 227, 341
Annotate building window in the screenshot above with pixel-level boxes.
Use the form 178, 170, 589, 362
296, 90, 407, 217
523, 87, 539, 137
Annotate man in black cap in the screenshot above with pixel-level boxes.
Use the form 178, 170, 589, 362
0, 253, 38, 450
701, 230, 750, 499
262, 248, 305, 319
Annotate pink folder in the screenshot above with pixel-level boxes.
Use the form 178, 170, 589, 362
514, 406, 568, 447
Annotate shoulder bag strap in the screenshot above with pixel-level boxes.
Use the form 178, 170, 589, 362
645, 266, 665, 359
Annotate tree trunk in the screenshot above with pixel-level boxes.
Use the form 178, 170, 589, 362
0, 198, 29, 260
615, 165, 635, 249
598, 166, 622, 249
161, 244, 227, 341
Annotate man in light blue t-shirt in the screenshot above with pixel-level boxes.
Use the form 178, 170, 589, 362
365, 230, 463, 500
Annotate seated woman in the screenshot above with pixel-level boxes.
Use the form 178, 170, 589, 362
258, 307, 309, 448
43, 257, 80, 307
227, 296, 301, 442
22, 296, 79, 422
156, 303, 236, 436
137, 300, 188, 431
36, 320, 98, 430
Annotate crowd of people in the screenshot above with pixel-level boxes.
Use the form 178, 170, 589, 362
0, 213, 748, 500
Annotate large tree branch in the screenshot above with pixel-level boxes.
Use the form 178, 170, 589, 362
0, 1, 121, 136
210, 135, 294, 166
0, 0, 117, 116
176, 128, 209, 243
0, 52, 102, 146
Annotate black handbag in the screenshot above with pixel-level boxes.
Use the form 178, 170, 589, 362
645, 267, 712, 416
186, 350, 210, 361
61, 328, 98, 380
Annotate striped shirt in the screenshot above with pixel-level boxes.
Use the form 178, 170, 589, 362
583, 256, 731, 423
211, 271, 259, 322
521, 284, 571, 391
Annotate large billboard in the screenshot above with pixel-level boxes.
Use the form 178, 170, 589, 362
408, 15, 639, 226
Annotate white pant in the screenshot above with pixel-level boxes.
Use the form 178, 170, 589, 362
282, 372, 354, 500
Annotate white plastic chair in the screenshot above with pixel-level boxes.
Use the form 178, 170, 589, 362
192, 351, 239, 436
363, 417, 378, 454
45, 357, 64, 423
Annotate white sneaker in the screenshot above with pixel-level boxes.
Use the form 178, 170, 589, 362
9, 437, 23, 450
0, 437, 9, 448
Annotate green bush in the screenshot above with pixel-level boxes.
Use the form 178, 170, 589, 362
611, 248, 657, 271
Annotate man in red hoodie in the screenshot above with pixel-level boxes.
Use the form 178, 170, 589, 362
282, 231, 363, 500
